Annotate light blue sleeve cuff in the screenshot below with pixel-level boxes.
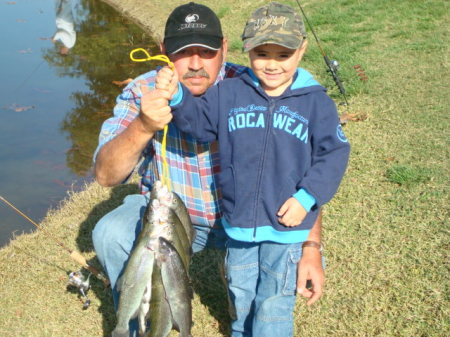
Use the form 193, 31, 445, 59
169, 82, 183, 106
293, 188, 316, 212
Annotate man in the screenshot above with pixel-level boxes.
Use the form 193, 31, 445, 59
92, 2, 324, 335
52, 0, 76, 55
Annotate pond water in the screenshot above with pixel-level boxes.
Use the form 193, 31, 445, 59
0, 0, 159, 248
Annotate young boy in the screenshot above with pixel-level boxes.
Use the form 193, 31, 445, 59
156, 2, 350, 336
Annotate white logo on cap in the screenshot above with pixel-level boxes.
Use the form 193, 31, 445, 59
185, 14, 199, 23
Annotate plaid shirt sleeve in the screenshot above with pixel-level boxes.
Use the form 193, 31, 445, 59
93, 70, 158, 162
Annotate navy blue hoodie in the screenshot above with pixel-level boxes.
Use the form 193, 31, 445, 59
171, 68, 350, 243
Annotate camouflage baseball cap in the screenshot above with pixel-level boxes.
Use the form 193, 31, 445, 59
242, 2, 306, 52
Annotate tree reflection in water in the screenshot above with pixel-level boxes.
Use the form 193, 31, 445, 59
43, 0, 161, 176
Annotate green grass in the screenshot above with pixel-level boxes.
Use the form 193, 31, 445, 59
386, 165, 432, 186
0, 0, 449, 336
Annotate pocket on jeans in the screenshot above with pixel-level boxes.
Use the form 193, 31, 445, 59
282, 248, 302, 295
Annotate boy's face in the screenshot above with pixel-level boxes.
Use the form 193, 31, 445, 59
248, 41, 307, 96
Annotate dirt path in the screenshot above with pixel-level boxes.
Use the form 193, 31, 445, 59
100, 0, 171, 43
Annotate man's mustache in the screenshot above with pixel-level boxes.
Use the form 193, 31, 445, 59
183, 69, 210, 80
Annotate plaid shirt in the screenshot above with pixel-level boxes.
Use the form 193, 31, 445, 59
96, 62, 248, 228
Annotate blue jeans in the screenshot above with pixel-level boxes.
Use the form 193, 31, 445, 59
225, 239, 302, 337
91, 193, 227, 337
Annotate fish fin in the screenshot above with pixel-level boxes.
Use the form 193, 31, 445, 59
188, 284, 194, 299
116, 276, 136, 292
111, 327, 129, 337
116, 276, 123, 291
185, 276, 194, 299
172, 321, 180, 332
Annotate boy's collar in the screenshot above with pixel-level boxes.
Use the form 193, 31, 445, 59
246, 67, 260, 87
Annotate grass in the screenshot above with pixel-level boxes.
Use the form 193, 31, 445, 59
386, 165, 432, 186
0, 0, 449, 336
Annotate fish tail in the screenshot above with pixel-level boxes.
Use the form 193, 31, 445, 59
111, 327, 129, 337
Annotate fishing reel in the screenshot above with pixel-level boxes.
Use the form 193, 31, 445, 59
328, 59, 340, 73
68, 270, 91, 310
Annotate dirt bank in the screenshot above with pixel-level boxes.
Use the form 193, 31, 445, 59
100, 0, 170, 43
99, 0, 247, 44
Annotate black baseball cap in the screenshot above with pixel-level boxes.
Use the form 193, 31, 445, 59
163, 2, 223, 54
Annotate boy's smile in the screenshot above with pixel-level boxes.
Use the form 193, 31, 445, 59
249, 42, 307, 97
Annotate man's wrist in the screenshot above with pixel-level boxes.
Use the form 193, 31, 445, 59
136, 114, 157, 136
302, 240, 323, 253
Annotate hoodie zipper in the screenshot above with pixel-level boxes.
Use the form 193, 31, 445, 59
252, 98, 276, 240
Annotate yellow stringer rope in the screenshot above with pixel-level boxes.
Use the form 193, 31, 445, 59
129, 48, 174, 191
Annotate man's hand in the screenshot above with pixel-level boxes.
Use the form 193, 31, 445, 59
297, 246, 324, 305
155, 66, 179, 98
277, 197, 307, 227
139, 85, 173, 134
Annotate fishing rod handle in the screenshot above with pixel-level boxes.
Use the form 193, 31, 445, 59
70, 251, 110, 287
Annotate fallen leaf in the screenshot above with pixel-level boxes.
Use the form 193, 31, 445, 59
53, 179, 69, 188
52, 164, 66, 170
32, 160, 47, 166
18, 48, 32, 54
6, 104, 35, 112
339, 112, 367, 124
112, 78, 133, 87
34, 87, 52, 94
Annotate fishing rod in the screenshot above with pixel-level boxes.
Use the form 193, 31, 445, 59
12, 241, 92, 309
294, 0, 349, 106
0, 195, 110, 287
11, 59, 46, 95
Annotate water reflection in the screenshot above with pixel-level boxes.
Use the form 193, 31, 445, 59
0, 0, 159, 247
44, 0, 159, 176
53, 0, 77, 55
